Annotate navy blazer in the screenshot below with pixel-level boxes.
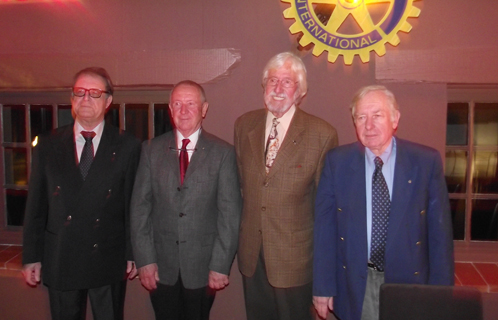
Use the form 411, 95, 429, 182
313, 137, 454, 320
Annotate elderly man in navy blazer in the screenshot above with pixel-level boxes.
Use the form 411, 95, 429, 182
313, 85, 454, 320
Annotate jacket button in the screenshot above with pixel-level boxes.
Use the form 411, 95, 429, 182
67, 215, 72, 221
340, 237, 344, 241
414, 271, 419, 275
93, 244, 98, 248
416, 241, 421, 245
343, 265, 346, 269
258, 230, 262, 235
420, 210, 426, 215
179, 213, 185, 217
177, 187, 181, 191
261, 207, 266, 211
338, 208, 342, 212
264, 182, 269, 187
176, 241, 179, 245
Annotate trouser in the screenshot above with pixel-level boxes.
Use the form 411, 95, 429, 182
150, 274, 215, 320
242, 250, 314, 320
361, 266, 385, 320
48, 280, 127, 320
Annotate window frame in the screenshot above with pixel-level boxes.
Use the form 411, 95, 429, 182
448, 84, 498, 262
0, 89, 172, 244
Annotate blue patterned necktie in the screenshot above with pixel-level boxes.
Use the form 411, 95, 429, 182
80, 131, 96, 180
371, 156, 390, 271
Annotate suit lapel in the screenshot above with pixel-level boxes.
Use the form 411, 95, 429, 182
51, 125, 83, 212
247, 114, 267, 178
349, 143, 369, 252
266, 108, 306, 178
82, 124, 115, 186
387, 138, 418, 252
164, 133, 181, 183
185, 130, 210, 182
57, 125, 81, 182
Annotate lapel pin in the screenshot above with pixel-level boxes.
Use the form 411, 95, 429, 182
408, 180, 412, 183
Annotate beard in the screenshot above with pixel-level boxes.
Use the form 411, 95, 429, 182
264, 91, 298, 116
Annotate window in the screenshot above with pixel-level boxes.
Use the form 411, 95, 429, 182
446, 86, 498, 260
0, 90, 172, 244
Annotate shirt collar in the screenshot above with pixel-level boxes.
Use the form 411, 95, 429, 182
176, 127, 201, 149
74, 120, 104, 141
365, 137, 395, 165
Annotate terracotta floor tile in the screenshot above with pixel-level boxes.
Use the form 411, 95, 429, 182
474, 263, 498, 293
454, 262, 489, 292
5, 253, 22, 270
0, 246, 23, 269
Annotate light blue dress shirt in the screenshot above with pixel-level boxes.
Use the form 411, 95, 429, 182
365, 137, 397, 260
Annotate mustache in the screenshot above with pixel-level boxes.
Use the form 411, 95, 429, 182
268, 91, 288, 99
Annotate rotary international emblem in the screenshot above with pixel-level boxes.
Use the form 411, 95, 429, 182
282, 0, 421, 65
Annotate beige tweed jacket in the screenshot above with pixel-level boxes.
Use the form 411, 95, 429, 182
234, 108, 338, 288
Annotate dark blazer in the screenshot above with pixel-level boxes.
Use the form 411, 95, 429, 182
235, 108, 338, 288
22, 123, 141, 291
130, 129, 242, 289
313, 138, 454, 320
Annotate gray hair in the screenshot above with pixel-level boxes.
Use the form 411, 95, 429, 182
170, 80, 207, 104
350, 85, 399, 120
262, 52, 307, 104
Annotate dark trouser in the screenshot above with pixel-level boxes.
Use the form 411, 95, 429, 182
48, 280, 127, 320
242, 251, 314, 320
361, 266, 385, 320
150, 274, 215, 320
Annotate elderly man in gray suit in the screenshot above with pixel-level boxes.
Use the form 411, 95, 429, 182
130, 80, 242, 320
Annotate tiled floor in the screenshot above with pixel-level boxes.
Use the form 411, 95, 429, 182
455, 262, 498, 293
0, 245, 23, 277
1, 244, 497, 293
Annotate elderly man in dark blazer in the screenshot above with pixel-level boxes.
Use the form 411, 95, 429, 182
235, 52, 338, 320
131, 80, 242, 320
22, 67, 141, 319
313, 85, 454, 320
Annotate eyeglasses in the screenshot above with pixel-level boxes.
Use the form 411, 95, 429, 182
266, 77, 297, 88
72, 87, 110, 98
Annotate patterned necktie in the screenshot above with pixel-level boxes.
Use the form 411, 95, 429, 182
80, 131, 96, 180
265, 118, 280, 174
371, 156, 390, 271
179, 138, 190, 185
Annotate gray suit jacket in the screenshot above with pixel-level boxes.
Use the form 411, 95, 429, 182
131, 129, 242, 289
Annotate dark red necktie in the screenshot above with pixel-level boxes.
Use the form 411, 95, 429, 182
179, 139, 190, 185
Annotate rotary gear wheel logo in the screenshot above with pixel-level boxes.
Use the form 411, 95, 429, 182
282, 0, 421, 65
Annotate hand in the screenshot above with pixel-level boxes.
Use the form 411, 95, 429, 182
22, 262, 42, 287
208, 270, 229, 290
138, 263, 159, 291
127, 261, 138, 280
313, 296, 333, 320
